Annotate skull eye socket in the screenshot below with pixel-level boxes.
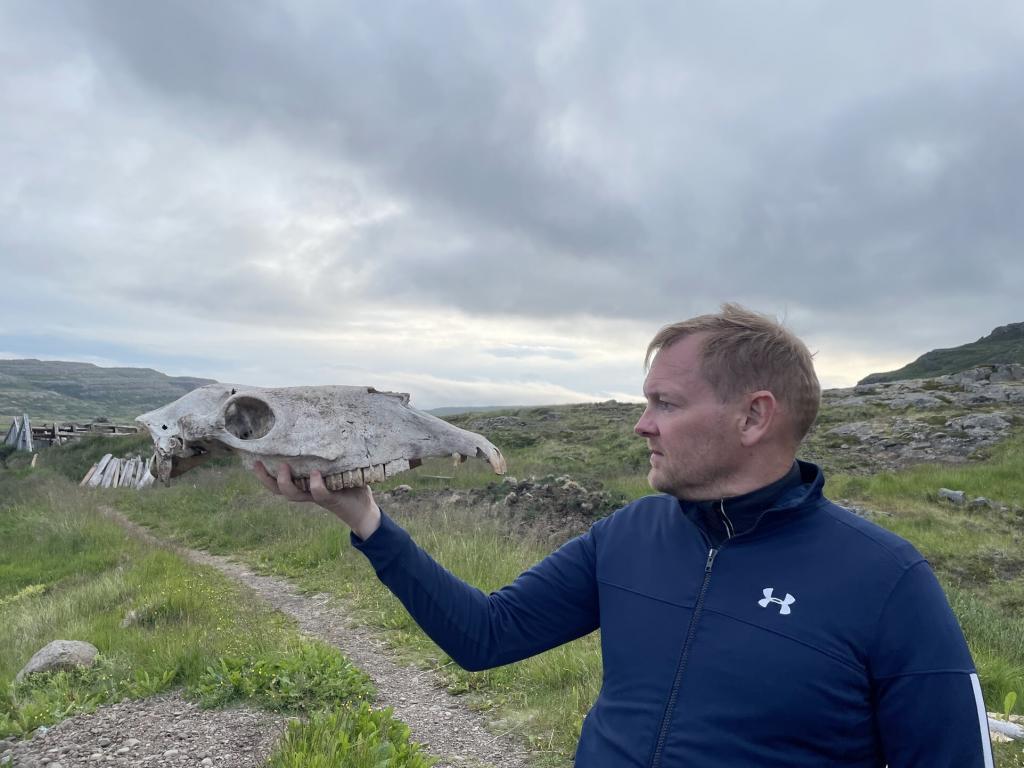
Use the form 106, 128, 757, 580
224, 397, 275, 441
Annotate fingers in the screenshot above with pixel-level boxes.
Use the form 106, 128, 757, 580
274, 462, 314, 502
308, 470, 379, 535
308, 470, 333, 504
308, 470, 361, 507
254, 462, 371, 510
253, 461, 281, 495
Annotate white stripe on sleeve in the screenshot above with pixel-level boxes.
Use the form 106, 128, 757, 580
970, 673, 995, 768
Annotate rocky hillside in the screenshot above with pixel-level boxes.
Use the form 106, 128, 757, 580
860, 322, 1024, 384
803, 363, 1024, 474
0, 360, 215, 424
443, 365, 1024, 483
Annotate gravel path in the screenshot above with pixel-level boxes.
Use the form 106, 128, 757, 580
3, 507, 536, 768
1, 692, 285, 768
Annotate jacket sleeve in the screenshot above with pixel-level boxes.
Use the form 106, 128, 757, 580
871, 560, 994, 767
352, 511, 600, 671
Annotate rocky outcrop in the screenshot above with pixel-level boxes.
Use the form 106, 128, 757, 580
490, 475, 628, 520
809, 365, 1023, 474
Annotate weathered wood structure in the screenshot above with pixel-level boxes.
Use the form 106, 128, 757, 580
3, 414, 34, 452
80, 453, 156, 490
2, 419, 140, 448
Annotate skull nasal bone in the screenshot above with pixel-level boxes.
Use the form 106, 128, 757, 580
224, 397, 276, 440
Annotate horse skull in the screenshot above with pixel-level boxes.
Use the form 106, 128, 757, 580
136, 384, 506, 488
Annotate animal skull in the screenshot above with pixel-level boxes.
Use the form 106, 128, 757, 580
136, 384, 506, 488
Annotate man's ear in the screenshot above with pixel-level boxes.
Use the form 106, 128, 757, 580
738, 390, 777, 447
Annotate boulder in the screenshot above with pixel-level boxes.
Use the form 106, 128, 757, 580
823, 386, 857, 398
15, 640, 98, 683
826, 422, 876, 440
830, 396, 875, 407
990, 364, 1024, 383
853, 384, 879, 395
946, 413, 1011, 432
938, 488, 966, 505
887, 394, 943, 410
950, 367, 996, 385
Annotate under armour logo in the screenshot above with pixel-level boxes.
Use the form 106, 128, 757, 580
758, 587, 795, 615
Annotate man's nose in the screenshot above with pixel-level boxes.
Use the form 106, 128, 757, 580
634, 407, 656, 437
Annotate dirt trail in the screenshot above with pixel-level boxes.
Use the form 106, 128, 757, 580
99, 506, 536, 768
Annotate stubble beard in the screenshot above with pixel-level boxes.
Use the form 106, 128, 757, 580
647, 464, 689, 499
647, 458, 726, 502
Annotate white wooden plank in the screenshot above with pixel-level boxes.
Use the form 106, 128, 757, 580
80, 463, 99, 487
88, 454, 114, 487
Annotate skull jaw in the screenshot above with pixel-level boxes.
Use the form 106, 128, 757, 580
157, 445, 505, 490
171, 445, 504, 491
238, 454, 425, 490
167, 441, 234, 479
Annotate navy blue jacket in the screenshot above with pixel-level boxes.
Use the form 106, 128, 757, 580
354, 461, 993, 766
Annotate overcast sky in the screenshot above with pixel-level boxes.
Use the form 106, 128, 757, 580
2, 2, 1022, 408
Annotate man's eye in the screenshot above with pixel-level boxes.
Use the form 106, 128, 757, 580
656, 400, 675, 410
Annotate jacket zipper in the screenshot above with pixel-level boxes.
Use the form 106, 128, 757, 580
718, 499, 735, 539
649, 545, 720, 768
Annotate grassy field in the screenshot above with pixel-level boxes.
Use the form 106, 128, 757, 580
115, 469, 602, 762
4, 410, 1024, 764
0, 462, 433, 766
0, 358, 215, 427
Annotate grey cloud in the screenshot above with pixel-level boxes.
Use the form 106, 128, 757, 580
485, 345, 578, 361
3, 0, 1023, 358
67, 1, 646, 258
724, 64, 1024, 328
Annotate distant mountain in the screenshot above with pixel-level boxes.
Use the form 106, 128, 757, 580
427, 405, 528, 417
859, 322, 1024, 385
0, 359, 216, 424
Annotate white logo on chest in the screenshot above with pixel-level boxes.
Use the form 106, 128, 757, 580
758, 587, 795, 615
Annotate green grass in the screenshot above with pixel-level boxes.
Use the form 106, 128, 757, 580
827, 432, 1024, 506
111, 428, 1024, 764
0, 358, 215, 425
116, 468, 599, 765
0, 469, 433, 767
47, 432, 156, 482
268, 705, 434, 767
10, 398, 1024, 763
826, 433, 1024, 762
443, 403, 648, 487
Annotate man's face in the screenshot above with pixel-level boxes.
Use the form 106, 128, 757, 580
633, 334, 744, 500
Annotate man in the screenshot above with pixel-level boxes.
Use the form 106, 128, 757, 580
256, 304, 993, 766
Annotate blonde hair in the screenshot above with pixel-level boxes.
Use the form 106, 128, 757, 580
646, 303, 821, 442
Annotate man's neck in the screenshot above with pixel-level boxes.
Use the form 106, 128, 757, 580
692, 454, 798, 501
689, 462, 803, 545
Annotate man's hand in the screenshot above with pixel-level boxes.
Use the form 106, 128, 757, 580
253, 461, 382, 541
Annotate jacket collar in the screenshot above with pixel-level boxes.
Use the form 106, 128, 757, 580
678, 460, 825, 545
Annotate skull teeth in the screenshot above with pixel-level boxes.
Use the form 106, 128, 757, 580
323, 473, 348, 491
291, 460, 410, 491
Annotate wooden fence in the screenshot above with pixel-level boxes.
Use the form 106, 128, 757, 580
3, 416, 140, 450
